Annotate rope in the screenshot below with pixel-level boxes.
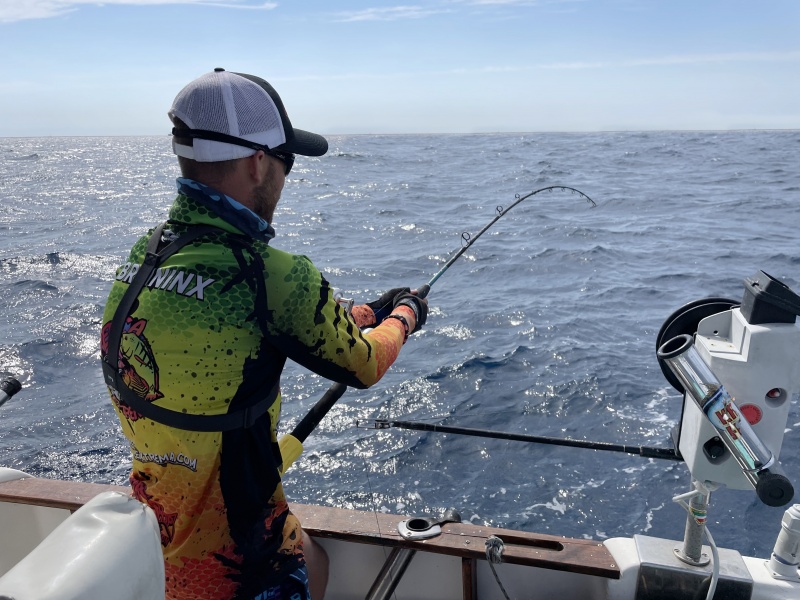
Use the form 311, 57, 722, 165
485, 535, 511, 600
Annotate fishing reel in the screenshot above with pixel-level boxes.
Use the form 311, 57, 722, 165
657, 271, 800, 507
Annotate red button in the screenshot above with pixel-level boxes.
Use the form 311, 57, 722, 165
739, 404, 763, 425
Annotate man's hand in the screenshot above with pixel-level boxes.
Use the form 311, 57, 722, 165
393, 291, 428, 334
366, 287, 410, 324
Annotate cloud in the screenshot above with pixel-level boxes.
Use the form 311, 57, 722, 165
277, 49, 800, 82
0, 0, 277, 24
540, 51, 800, 70
333, 5, 451, 22
464, 0, 540, 5
460, 0, 582, 6
332, 0, 587, 23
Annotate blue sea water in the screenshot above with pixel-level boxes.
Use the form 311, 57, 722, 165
1, 131, 799, 560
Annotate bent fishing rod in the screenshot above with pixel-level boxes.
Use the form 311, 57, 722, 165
279, 186, 596, 471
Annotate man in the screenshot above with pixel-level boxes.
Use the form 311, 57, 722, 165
100, 68, 427, 600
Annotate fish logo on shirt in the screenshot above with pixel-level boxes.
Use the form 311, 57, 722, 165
101, 317, 163, 402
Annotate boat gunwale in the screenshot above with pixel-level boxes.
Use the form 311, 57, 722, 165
0, 475, 620, 580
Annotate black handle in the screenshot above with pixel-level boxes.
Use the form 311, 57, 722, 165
0, 377, 22, 409
756, 469, 794, 507
289, 382, 349, 444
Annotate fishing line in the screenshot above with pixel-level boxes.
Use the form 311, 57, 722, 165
361, 455, 395, 599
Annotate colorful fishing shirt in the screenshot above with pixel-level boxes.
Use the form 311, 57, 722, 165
100, 179, 407, 599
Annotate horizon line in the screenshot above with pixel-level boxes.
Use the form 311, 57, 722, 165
2, 128, 799, 140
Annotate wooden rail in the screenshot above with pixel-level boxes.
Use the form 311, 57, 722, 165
293, 503, 620, 579
0, 475, 122, 512
0, 475, 620, 580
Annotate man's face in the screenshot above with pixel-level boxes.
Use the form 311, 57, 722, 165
252, 155, 286, 223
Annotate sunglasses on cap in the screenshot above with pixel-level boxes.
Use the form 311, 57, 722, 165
172, 128, 295, 175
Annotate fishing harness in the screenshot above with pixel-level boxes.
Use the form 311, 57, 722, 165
101, 223, 279, 432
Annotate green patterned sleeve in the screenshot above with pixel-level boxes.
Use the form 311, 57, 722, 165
263, 249, 402, 388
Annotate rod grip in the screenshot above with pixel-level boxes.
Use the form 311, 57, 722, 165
416, 284, 430, 299
290, 382, 348, 443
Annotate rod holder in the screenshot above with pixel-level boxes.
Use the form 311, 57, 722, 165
657, 334, 793, 506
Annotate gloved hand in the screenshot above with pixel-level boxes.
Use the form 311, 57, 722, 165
366, 287, 410, 324
393, 291, 428, 334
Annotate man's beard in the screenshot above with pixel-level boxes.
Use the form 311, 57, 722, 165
252, 171, 281, 223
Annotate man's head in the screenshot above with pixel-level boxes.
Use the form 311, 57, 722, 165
168, 68, 328, 220
169, 68, 328, 162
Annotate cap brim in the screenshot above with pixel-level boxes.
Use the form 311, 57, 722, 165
281, 128, 328, 157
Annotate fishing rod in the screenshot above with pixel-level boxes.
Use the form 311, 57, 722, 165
279, 186, 596, 472
417, 186, 595, 298
359, 418, 683, 461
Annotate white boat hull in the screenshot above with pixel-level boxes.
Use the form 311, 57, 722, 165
1, 467, 798, 599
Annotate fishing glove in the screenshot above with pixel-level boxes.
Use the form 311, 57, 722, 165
366, 287, 410, 324
393, 291, 428, 334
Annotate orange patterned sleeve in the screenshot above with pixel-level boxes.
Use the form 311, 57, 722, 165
350, 304, 377, 328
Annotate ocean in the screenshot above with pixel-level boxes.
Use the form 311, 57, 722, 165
1, 131, 799, 560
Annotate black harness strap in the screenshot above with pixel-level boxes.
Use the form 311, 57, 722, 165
102, 224, 278, 432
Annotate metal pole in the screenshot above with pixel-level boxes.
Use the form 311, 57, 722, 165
675, 481, 711, 566
365, 547, 417, 600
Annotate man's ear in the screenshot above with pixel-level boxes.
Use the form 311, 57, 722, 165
247, 150, 269, 183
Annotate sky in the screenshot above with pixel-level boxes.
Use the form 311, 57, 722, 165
1, 0, 799, 136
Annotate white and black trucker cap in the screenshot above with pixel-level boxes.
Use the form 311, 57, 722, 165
169, 68, 328, 162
